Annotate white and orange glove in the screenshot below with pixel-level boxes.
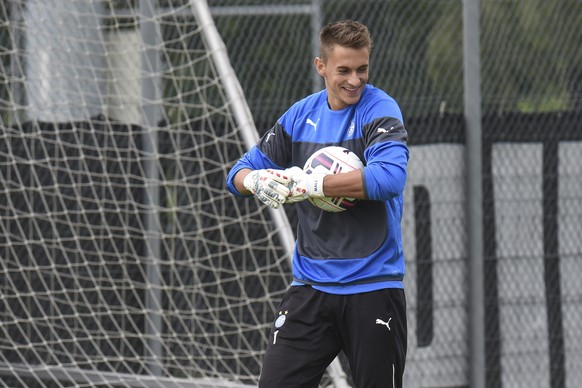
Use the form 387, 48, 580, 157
283, 166, 328, 203
243, 169, 291, 209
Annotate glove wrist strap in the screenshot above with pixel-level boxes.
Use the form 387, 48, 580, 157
311, 175, 325, 197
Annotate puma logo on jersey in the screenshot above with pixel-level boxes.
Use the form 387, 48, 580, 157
306, 118, 319, 131
377, 126, 394, 133
265, 131, 276, 142
376, 318, 392, 330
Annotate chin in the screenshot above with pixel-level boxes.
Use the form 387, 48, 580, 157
345, 95, 362, 105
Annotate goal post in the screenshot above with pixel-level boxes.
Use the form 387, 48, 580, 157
0, 1, 348, 387
189, 0, 297, 257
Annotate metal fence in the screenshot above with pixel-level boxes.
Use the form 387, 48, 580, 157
214, 1, 582, 387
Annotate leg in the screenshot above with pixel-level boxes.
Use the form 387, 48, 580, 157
258, 286, 341, 388
341, 288, 407, 388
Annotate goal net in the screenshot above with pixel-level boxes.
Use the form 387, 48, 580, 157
0, 1, 347, 387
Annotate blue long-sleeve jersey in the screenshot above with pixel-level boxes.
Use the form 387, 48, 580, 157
226, 84, 409, 295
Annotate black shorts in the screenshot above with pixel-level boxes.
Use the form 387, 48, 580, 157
258, 286, 407, 388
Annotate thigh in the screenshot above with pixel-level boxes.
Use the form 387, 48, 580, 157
259, 286, 341, 388
342, 288, 407, 388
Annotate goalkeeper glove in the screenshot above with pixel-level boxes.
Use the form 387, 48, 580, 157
284, 166, 327, 203
243, 169, 291, 209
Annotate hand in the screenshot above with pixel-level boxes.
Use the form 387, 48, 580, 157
284, 167, 327, 203
243, 169, 291, 209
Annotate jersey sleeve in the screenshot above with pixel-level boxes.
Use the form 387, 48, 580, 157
360, 96, 409, 201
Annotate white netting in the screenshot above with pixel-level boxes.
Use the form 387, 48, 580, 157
0, 0, 294, 386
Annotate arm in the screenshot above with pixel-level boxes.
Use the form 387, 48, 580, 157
284, 167, 365, 203
321, 169, 366, 199
285, 140, 408, 203
232, 168, 253, 196
363, 141, 409, 200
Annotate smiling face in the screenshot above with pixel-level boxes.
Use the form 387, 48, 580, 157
315, 45, 370, 110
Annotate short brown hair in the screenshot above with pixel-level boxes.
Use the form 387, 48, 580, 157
319, 20, 373, 61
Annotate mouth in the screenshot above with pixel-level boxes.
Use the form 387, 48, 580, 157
342, 84, 362, 96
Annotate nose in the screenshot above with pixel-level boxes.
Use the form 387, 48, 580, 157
347, 72, 361, 86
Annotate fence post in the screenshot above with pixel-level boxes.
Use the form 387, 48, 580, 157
463, 0, 485, 387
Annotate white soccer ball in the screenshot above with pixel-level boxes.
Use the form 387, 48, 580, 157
303, 146, 364, 212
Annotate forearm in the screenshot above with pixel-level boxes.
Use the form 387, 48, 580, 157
233, 168, 252, 195
322, 169, 366, 199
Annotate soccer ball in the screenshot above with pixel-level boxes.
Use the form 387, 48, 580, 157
303, 146, 364, 212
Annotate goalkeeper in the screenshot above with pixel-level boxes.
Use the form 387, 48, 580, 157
226, 20, 409, 388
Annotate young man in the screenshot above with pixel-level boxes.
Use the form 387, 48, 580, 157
226, 20, 409, 388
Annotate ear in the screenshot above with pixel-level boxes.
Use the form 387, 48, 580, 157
314, 57, 325, 76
